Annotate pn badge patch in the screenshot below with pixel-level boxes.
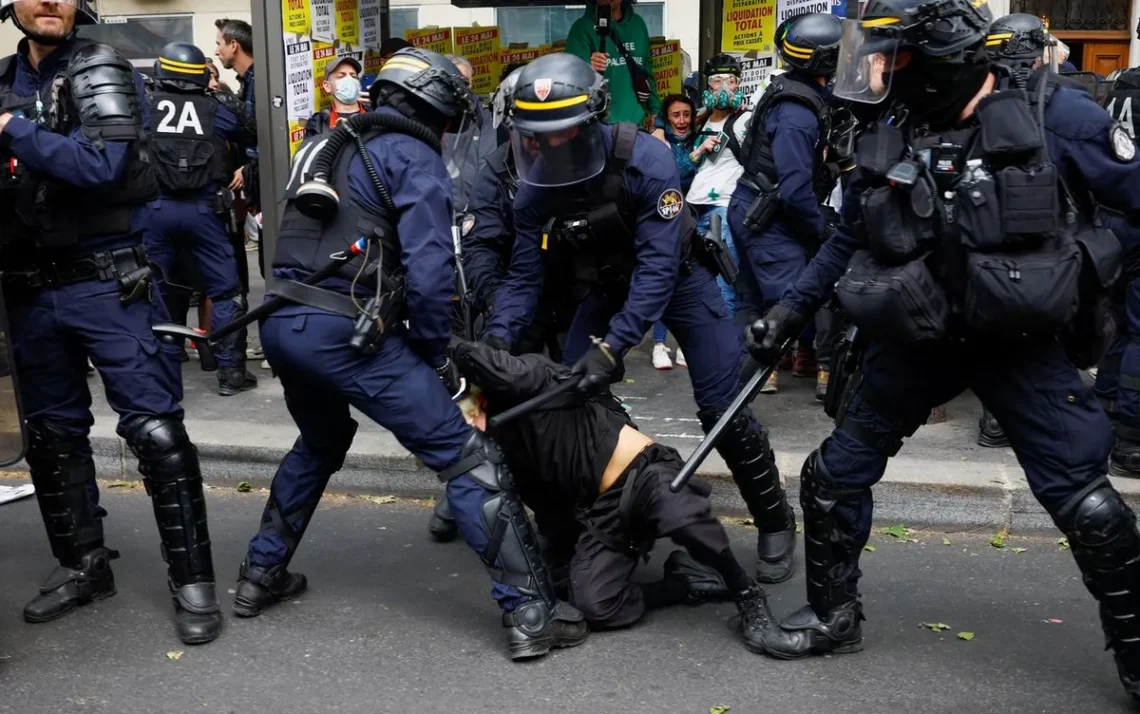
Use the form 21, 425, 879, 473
1111, 123, 1136, 162
657, 189, 684, 220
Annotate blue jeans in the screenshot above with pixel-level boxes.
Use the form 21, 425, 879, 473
695, 205, 738, 315
653, 321, 668, 343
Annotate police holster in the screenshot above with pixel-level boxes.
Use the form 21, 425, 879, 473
213, 187, 240, 237
824, 321, 864, 420
739, 174, 779, 233
700, 210, 738, 285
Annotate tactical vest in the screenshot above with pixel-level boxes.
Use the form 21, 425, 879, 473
1104, 67, 1140, 139
274, 130, 401, 289
0, 40, 157, 247
147, 88, 229, 195
738, 74, 830, 198
834, 71, 1118, 351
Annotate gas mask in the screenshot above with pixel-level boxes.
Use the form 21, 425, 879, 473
702, 74, 744, 111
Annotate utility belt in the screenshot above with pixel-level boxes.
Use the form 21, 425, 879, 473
1, 246, 152, 302
266, 275, 408, 355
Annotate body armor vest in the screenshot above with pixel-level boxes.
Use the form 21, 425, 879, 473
835, 70, 1118, 351
147, 88, 229, 195
0, 40, 157, 248
739, 74, 830, 200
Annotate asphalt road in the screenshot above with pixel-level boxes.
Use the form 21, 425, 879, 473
0, 485, 1133, 714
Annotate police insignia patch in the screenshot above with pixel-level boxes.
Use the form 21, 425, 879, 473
657, 189, 683, 220
534, 79, 552, 102
1111, 123, 1136, 162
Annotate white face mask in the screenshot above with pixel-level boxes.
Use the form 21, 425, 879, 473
333, 76, 361, 105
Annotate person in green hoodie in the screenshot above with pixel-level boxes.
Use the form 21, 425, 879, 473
565, 0, 661, 126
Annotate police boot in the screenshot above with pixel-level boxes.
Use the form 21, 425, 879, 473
976, 407, 1009, 448
1056, 483, 1140, 703
217, 367, 258, 397
700, 410, 796, 584
503, 599, 589, 660
762, 451, 865, 659
428, 494, 458, 543
663, 550, 732, 604
24, 547, 118, 623
233, 559, 308, 618
1110, 425, 1140, 478
171, 582, 223, 645
736, 584, 778, 653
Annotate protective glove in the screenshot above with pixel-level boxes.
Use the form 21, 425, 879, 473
745, 304, 806, 366
435, 358, 465, 400
480, 333, 510, 353
571, 338, 624, 396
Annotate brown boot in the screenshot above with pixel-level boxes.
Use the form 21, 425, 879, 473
793, 342, 817, 377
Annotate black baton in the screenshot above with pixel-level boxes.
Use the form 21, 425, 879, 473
487, 378, 580, 429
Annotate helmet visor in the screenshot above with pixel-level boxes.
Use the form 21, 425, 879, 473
1041, 39, 1060, 73
510, 121, 607, 188
443, 113, 479, 210
832, 18, 901, 105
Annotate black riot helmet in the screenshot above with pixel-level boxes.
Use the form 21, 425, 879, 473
1, 0, 97, 45
985, 13, 1056, 70
371, 47, 478, 128
775, 13, 844, 77
154, 42, 209, 89
508, 52, 610, 188
704, 53, 742, 79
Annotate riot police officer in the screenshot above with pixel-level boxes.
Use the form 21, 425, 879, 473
0, 0, 222, 644
727, 13, 844, 396
486, 52, 798, 585
143, 42, 258, 396
232, 47, 588, 659
748, 0, 1140, 702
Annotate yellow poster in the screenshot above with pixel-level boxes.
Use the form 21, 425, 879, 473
722, 0, 777, 54
501, 44, 542, 67
405, 27, 453, 56
289, 120, 307, 159
362, 50, 382, 76
651, 40, 682, 98
282, 0, 310, 35
312, 41, 337, 111
335, 0, 359, 45
454, 26, 501, 96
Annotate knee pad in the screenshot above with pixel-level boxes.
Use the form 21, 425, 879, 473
799, 449, 868, 513
1058, 482, 1138, 553
440, 429, 508, 492
124, 416, 197, 483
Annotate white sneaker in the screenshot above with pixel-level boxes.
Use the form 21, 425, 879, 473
652, 343, 673, 370
260, 359, 271, 370
675, 349, 687, 368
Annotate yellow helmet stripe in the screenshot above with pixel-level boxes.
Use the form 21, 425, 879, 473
158, 57, 207, 70
381, 58, 431, 72
861, 17, 901, 27
158, 59, 207, 75
514, 94, 589, 111
781, 41, 815, 59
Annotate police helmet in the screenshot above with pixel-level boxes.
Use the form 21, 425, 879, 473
775, 13, 844, 77
372, 47, 477, 126
985, 13, 1055, 68
508, 53, 610, 188
491, 66, 523, 130
0, 0, 97, 29
154, 42, 209, 88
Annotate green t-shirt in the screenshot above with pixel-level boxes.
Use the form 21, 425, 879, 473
565, 5, 661, 126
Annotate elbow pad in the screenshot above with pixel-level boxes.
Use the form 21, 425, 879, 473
66, 43, 143, 145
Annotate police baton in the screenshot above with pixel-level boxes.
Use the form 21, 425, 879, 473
152, 237, 370, 362
487, 378, 580, 429
669, 336, 793, 493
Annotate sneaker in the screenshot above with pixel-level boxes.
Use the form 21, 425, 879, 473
246, 344, 264, 360
261, 359, 271, 370
652, 343, 673, 370
676, 349, 687, 368
760, 370, 778, 394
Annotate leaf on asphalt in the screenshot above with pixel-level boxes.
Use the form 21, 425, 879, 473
166, 650, 184, 661
106, 481, 136, 489
863, 545, 876, 552
795, 522, 804, 534
989, 532, 1006, 548
710, 707, 730, 714
942, 537, 952, 546
880, 524, 911, 539
1010, 547, 1027, 554
623, 378, 636, 384
1046, 618, 1063, 624
1057, 537, 1070, 551
957, 632, 975, 641
236, 482, 252, 493
357, 494, 398, 505
922, 622, 950, 633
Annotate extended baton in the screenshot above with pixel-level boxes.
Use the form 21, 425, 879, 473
669, 337, 793, 493
487, 378, 580, 429
152, 237, 369, 363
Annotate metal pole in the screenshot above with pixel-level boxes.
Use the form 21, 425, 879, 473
381, 0, 391, 42
699, 0, 724, 73
250, 0, 288, 277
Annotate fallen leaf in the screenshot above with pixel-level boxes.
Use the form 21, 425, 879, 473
106, 481, 136, 489
957, 632, 975, 641
863, 544, 877, 552
236, 482, 252, 493
795, 522, 804, 534
166, 650, 184, 661
942, 537, 952, 546
624, 378, 636, 384
710, 707, 730, 714
989, 532, 1006, 549
1057, 537, 1070, 551
357, 494, 398, 505
880, 524, 911, 539
961, 456, 968, 462
922, 622, 950, 633
1010, 547, 1027, 554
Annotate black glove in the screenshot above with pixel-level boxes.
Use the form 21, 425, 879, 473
435, 358, 464, 399
745, 304, 806, 365
571, 338, 624, 396
480, 333, 510, 352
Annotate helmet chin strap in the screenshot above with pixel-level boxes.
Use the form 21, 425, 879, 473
11, 12, 75, 46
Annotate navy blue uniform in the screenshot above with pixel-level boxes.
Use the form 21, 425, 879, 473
1095, 210, 1140, 427
778, 84, 1140, 552
143, 95, 255, 374
247, 112, 528, 611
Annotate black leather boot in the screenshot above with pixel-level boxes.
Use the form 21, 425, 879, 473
24, 547, 118, 623
977, 407, 1009, 448
736, 584, 778, 653
1111, 425, 1140, 478
428, 494, 458, 542
762, 601, 864, 659
233, 559, 309, 617
217, 367, 258, 396
503, 599, 589, 660
172, 582, 223, 645
663, 550, 732, 604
